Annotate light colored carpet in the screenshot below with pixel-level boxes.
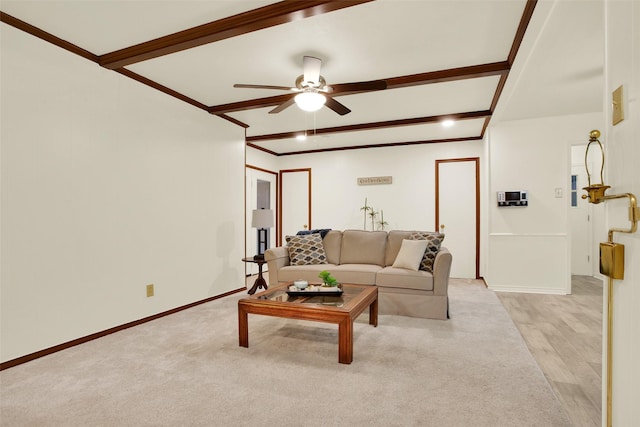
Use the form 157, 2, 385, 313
0, 280, 571, 426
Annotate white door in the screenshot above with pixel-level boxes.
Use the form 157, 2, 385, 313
280, 169, 311, 242
570, 163, 592, 275
436, 159, 478, 279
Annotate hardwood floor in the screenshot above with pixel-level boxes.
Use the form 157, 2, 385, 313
497, 276, 603, 427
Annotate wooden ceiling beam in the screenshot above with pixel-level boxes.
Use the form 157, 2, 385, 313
215, 113, 250, 129
384, 61, 509, 90
208, 62, 509, 114
0, 12, 99, 63
115, 68, 209, 111
209, 94, 292, 115
247, 143, 278, 156
246, 110, 491, 142
508, 0, 538, 66
277, 136, 480, 156
98, 0, 373, 69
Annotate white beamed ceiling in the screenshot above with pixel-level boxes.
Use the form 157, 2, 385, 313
0, 0, 603, 155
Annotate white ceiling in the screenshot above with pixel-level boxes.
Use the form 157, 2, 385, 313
0, 0, 603, 155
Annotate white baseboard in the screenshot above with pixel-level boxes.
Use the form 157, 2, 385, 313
489, 285, 568, 295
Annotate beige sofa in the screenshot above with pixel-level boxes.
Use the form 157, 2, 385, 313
264, 230, 452, 320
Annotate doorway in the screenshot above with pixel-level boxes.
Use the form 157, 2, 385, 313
245, 165, 277, 274
255, 179, 271, 255
569, 144, 593, 277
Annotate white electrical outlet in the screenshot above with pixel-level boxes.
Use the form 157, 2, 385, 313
555, 188, 563, 198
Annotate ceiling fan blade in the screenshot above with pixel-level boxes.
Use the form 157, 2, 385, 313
328, 80, 387, 94
325, 96, 351, 116
303, 56, 322, 86
234, 83, 294, 91
268, 97, 296, 114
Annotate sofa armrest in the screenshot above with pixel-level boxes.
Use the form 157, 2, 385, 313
264, 246, 290, 286
432, 247, 452, 296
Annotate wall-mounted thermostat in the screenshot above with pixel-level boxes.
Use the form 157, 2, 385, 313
497, 190, 528, 207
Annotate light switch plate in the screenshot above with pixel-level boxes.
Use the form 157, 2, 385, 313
612, 85, 624, 125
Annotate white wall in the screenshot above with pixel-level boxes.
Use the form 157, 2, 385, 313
274, 141, 484, 232
485, 112, 603, 294
0, 25, 245, 362
604, 1, 639, 424
247, 146, 279, 173
247, 111, 604, 295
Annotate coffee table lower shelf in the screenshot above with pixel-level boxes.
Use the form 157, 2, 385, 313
238, 283, 378, 364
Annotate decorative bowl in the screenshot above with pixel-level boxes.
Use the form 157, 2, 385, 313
293, 280, 308, 290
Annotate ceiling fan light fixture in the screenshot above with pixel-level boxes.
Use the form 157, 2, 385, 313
441, 119, 455, 127
295, 91, 326, 112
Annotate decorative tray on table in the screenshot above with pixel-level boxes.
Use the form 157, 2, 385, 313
286, 282, 343, 297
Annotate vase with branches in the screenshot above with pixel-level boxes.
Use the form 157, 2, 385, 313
360, 197, 372, 230
377, 210, 389, 230
368, 209, 378, 231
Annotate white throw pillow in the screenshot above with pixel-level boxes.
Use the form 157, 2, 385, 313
392, 239, 429, 271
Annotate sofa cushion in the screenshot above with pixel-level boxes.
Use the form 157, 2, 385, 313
376, 266, 434, 291
285, 233, 327, 266
409, 231, 445, 273
392, 239, 429, 271
278, 264, 339, 284
330, 264, 381, 285
340, 230, 387, 265
322, 230, 342, 265
277, 263, 380, 285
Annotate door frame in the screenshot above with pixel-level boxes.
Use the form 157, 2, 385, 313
279, 168, 312, 246
570, 161, 593, 276
246, 164, 279, 254
435, 157, 480, 279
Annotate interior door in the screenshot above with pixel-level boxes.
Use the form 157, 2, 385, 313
280, 169, 311, 244
570, 163, 592, 275
436, 158, 479, 279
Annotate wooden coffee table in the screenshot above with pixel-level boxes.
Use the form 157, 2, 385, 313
238, 283, 378, 364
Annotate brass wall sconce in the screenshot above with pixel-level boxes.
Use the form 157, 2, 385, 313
581, 130, 639, 427
582, 129, 610, 204
583, 130, 640, 279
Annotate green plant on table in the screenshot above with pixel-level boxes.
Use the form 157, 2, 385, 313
318, 270, 338, 287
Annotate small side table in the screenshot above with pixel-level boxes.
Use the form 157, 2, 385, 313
242, 257, 268, 295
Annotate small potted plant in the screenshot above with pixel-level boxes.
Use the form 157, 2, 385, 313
318, 270, 339, 287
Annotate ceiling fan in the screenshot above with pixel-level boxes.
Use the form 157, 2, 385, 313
233, 56, 387, 115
